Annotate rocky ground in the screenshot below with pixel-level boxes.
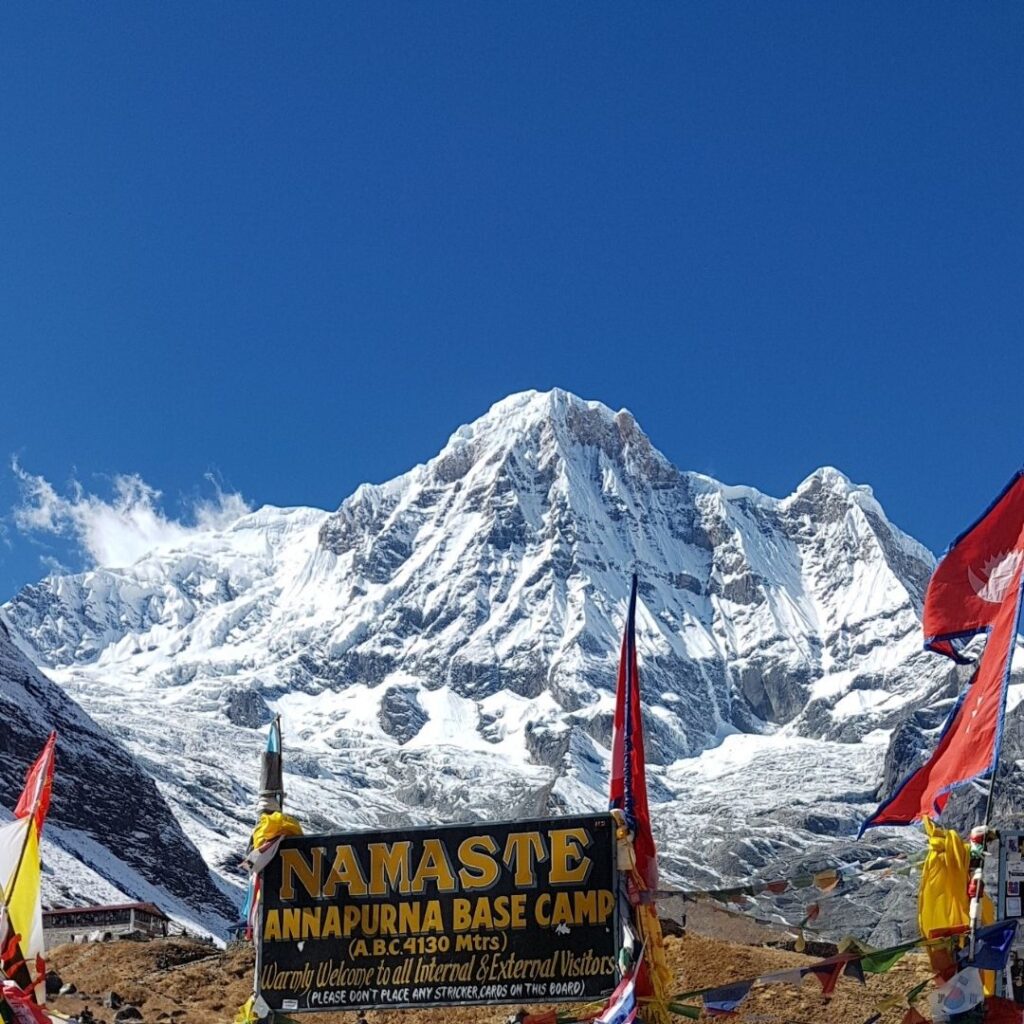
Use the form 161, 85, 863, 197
44, 912, 934, 1024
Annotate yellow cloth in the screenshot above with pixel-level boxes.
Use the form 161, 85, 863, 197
0, 816, 46, 1004
233, 996, 257, 1024
917, 816, 995, 994
609, 810, 672, 1024
634, 902, 673, 1024
251, 811, 303, 849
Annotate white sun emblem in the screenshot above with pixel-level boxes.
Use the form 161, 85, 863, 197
967, 549, 1024, 603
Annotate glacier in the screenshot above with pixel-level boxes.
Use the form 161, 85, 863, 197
3, 388, 1018, 941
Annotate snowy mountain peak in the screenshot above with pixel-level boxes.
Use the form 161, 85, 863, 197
423, 388, 670, 491
453, 388, 622, 439
1, 390, 952, 927
788, 466, 887, 520
794, 465, 864, 498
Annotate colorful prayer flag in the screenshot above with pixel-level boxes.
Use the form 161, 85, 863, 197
957, 918, 1018, 972
901, 1008, 929, 1024
843, 958, 866, 984
860, 944, 912, 974
702, 980, 752, 1015
804, 958, 848, 997
1, 980, 53, 1023
0, 733, 57, 1006
863, 472, 1024, 830
595, 970, 637, 1024
813, 869, 840, 892
667, 1005, 701, 1021
760, 968, 805, 985
982, 996, 1024, 1023
609, 574, 657, 891
929, 966, 984, 1020
13, 734, 55, 837
608, 575, 672, 1024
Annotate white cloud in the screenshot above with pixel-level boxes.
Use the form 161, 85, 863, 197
11, 460, 251, 569
39, 554, 71, 576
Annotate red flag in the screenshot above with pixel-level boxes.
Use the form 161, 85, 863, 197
984, 996, 1024, 1023
609, 574, 657, 890
14, 732, 56, 835
0, 981, 53, 1023
900, 1008, 929, 1024
804, 958, 848, 998
863, 473, 1024, 830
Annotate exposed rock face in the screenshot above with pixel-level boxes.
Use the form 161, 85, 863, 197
223, 688, 273, 729
0, 389, 990, 939
378, 686, 427, 744
877, 662, 1024, 837
0, 621, 236, 934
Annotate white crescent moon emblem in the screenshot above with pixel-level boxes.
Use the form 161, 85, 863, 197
967, 550, 1024, 603
967, 566, 989, 599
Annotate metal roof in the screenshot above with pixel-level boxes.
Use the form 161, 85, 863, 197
43, 902, 168, 920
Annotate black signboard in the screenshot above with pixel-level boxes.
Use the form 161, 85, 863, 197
255, 813, 619, 1013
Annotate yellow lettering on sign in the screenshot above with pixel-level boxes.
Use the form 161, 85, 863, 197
573, 888, 597, 922
281, 908, 302, 940
410, 839, 458, 894
322, 905, 341, 939
367, 841, 412, 896
535, 892, 551, 925
457, 835, 500, 891
510, 892, 527, 928
398, 902, 422, 934
279, 847, 324, 900
323, 845, 369, 898
343, 905, 361, 934
452, 897, 471, 931
551, 892, 574, 925
301, 907, 321, 939
490, 895, 512, 929
549, 828, 592, 885
502, 831, 547, 886
422, 899, 443, 932
534, 889, 615, 927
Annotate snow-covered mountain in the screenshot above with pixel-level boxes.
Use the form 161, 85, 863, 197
1, 389, 997, 940
0, 620, 237, 935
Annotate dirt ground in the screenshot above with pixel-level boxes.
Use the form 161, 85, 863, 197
45, 915, 935, 1024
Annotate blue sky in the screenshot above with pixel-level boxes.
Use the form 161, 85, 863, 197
1, 3, 1022, 599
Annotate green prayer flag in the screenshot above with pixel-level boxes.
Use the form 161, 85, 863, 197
668, 1004, 702, 1020
907, 978, 930, 1004
860, 946, 909, 974
672, 989, 705, 1001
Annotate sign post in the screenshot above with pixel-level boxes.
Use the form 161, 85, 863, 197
255, 813, 619, 1014
996, 829, 1024, 1000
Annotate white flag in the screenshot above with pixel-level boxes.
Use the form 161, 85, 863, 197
928, 967, 984, 1022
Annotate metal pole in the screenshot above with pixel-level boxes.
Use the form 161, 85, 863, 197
257, 715, 284, 817
969, 764, 999, 962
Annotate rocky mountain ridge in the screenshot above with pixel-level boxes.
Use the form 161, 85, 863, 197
3, 389, 1013, 942
0, 619, 236, 935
